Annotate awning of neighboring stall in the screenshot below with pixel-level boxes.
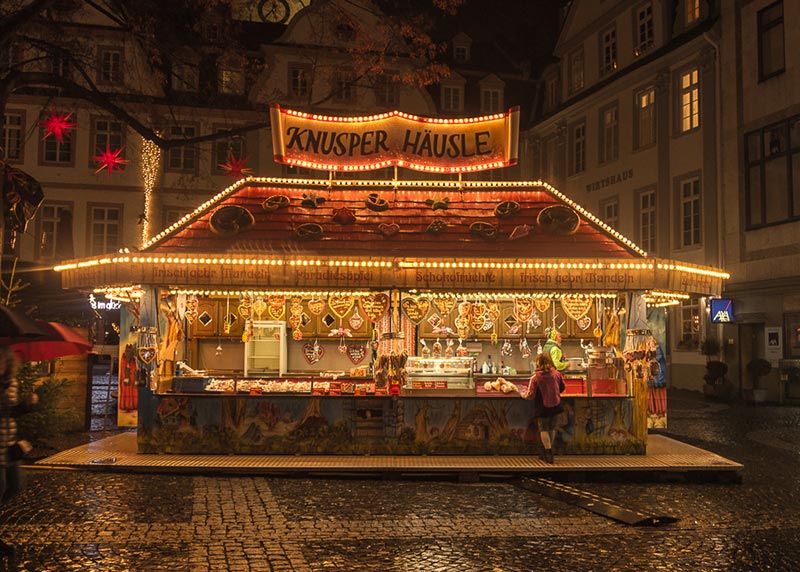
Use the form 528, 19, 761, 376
54, 177, 729, 298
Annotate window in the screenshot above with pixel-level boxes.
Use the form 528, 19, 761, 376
41, 114, 73, 165
569, 48, 584, 94
636, 87, 656, 148
442, 85, 462, 112
99, 49, 122, 84
634, 2, 654, 56
167, 125, 197, 172
288, 64, 311, 99
678, 298, 700, 350
37, 203, 73, 260
333, 70, 355, 102
454, 45, 469, 62
50, 53, 70, 78
88, 205, 121, 256
481, 89, 501, 114
545, 77, 558, 110
600, 26, 617, 76
219, 66, 245, 95
543, 136, 557, 181
172, 59, 199, 92
758, 1, 785, 81
638, 188, 656, 253
599, 103, 619, 163
679, 68, 700, 132
215, 133, 246, 173
679, 176, 701, 247
0, 43, 20, 71
601, 197, 619, 229
375, 74, 399, 107
686, 0, 700, 25
93, 118, 124, 156
569, 121, 586, 175
1, 112, 24, 162
163, 208, 189, 228
744, 116, 800, 228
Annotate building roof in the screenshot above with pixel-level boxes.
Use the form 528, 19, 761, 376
142, 178, 642, 260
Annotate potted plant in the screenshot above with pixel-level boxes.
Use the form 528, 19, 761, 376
700, 337, 731, 400
746, 358, 772, 404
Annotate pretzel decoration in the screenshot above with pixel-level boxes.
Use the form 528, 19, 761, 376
209, 205, 255, 237
365, 192, 389, 212
469, 221, 499, 239
426, 219, 447, 234
494, 200, 521, 218
294, 223, 323, 240
300, 192, 326, 208
262, 195, 290, 211
425, 197, 450, 210
537, 205, 580, 235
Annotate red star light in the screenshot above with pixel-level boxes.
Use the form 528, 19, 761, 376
219, 151, 253, 180
93, 144, 130, 175
40, 111, 76, 143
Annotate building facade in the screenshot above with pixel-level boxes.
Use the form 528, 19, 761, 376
522, 0, 724, 391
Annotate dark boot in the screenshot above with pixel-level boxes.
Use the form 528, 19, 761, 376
544, 449, 555, 464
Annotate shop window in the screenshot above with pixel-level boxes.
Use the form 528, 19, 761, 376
98, 48, 123, 84
88, 205, 121, 256
568, 48, 584, 94
167, 125, 197, 172
677, 298, 700, 350
634, 2, 654, 56
679, 68, 700, 133
638, 188, 657, 254
744, 116, 800, 229
635, 86, 656, 148
758, 1, 785, 81
600, 26, 617, 76
1, 112, 24, 162
599, 103, 619, 164
569, 120, 586, 175
679, 176, 701, 247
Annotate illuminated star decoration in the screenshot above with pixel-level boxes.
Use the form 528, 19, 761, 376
218, 151, 253, 180
93, 144, 130, 175
40, 111, 76, 143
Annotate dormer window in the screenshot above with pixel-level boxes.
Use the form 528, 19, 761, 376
454, 45, 469, 62
452, 33, 472, 63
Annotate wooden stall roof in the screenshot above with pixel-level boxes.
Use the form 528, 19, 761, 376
142, 178, 644, 260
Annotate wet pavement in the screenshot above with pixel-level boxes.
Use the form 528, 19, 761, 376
1, 389, 798, 571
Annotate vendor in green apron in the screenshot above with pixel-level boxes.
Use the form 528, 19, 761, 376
542, 328, 568, 372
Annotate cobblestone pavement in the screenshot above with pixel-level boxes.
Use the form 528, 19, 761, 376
1, 389, 798, 571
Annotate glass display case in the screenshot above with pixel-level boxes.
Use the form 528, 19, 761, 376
244, 321, 287, 376
405, 356, 475, 390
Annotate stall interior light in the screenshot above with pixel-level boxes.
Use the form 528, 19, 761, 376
419, 291, 619, 300
169, 289, 376, 298
94, 285, 144, 300
397, 260, 655, 270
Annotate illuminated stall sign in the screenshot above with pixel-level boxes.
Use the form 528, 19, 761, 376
269, 105, 519, 173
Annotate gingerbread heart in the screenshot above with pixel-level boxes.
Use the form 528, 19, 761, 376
576, 315, 592, 331
534, 298, 551, 313
307, 298, 325, 316
252, 298, 267, 319
302, 343, 324, 365
487, 301, 501, 324
470, 303, 487, 331
457, 301, 472, 316
185, 296, 198, 312
328, 294, 355, 318
378, 223, 400, 238
348, 308, 364, 330
433, 296, 456, 316
401, 296, 430, 324
137, 346, 157, 364
238, 304, 251, 320
347, 344, 367, 364
289, 314, 302, 329
560, 296, 593, 320
184, 309, 198, 325
360, 293, 389, 323
267, 295, 285, 320
513, 297, 534, 322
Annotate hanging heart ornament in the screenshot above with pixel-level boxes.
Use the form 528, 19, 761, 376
513, 297, 534, 322
359, 293, 389, 323
303, 342, 324, 364
252, 297, 266, 319
184, 309, 198, 325
470, 303, 487, 331
267, 295, 285, 320
577, 315, 593, 331
487, 301, 501, 324
560, 296, 593, 320
307, 298, 325, 316
401, 296, 431, 324
433, 296, 456, 316
185, 296, 198, 312
348, 306, 364, 330
328, 294, 354, 319
137, 346, 157, 364
347, 344, 367, 364
534, 298, 551, 313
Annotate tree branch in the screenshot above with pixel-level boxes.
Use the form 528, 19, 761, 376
0, 0, 59, 48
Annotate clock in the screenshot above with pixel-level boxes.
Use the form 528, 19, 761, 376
258, 0, 291, 24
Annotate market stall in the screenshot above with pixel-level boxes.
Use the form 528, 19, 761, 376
55, 108, 728, 456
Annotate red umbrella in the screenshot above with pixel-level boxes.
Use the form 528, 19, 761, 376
8, 321, 92, 361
